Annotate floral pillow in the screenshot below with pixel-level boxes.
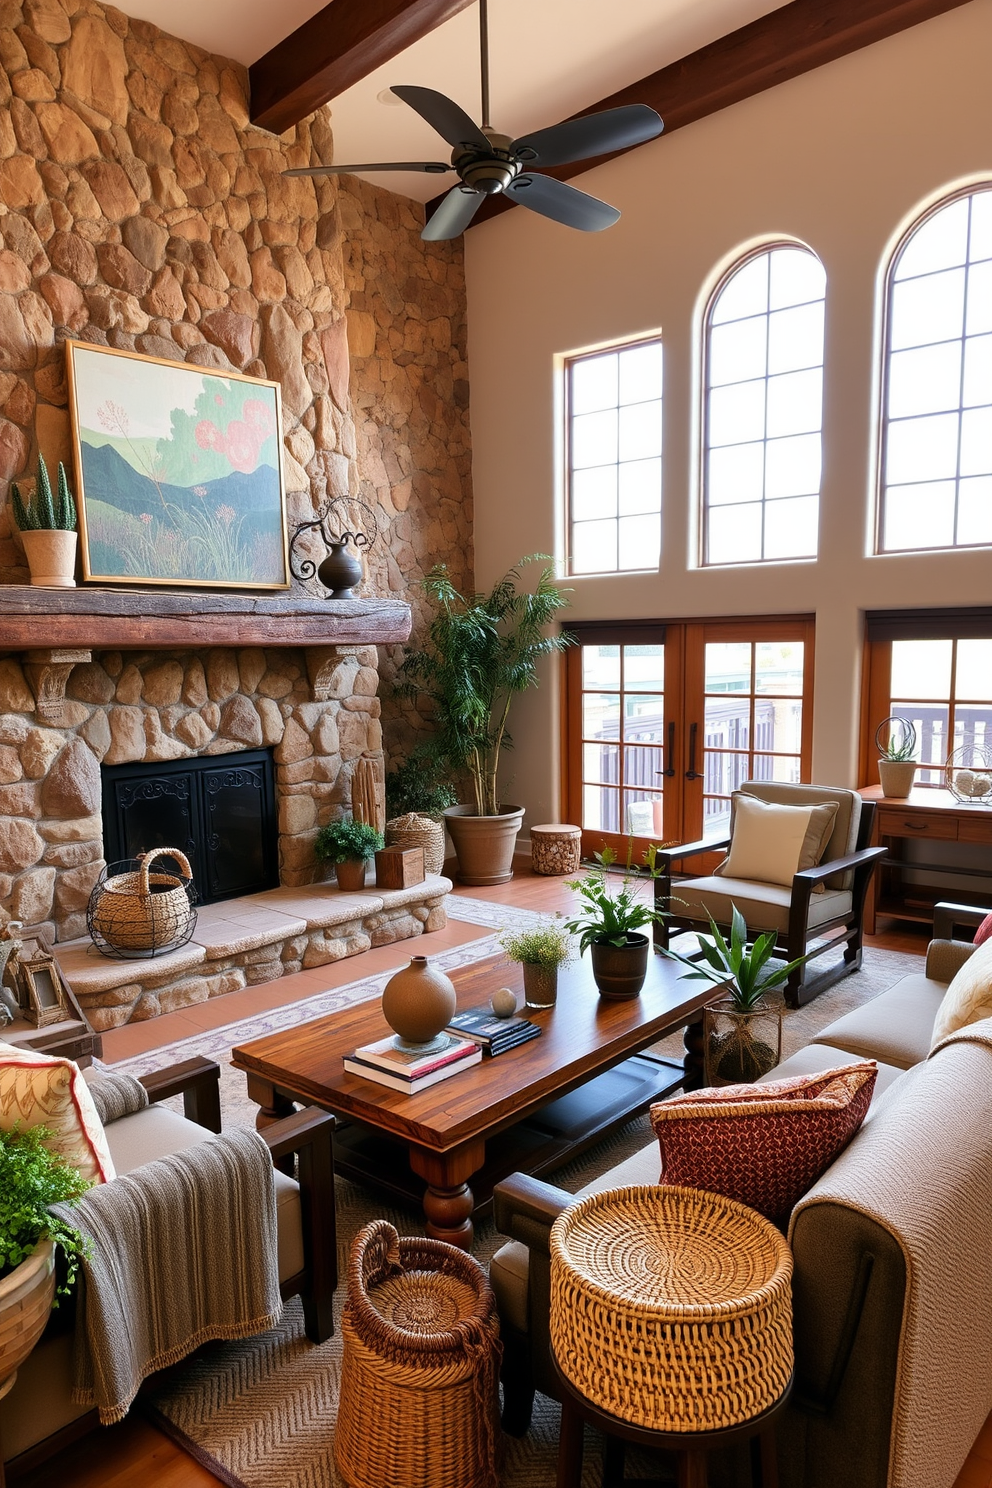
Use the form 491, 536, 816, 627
0, 1042, 115, 1183
650, 1062, 877, 1225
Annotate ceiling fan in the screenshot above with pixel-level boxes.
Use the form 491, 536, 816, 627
283, 0, 664, 241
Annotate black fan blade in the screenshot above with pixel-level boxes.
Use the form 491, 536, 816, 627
391, 85, 490, 152
505, 174, 620, 232
283, 162, 451, 178
512, 104, 663, 168
422, 185, 485, 241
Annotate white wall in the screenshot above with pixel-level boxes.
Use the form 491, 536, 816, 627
463, 0, 992, 827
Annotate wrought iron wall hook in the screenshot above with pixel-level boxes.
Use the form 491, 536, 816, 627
289, 498, 380, 597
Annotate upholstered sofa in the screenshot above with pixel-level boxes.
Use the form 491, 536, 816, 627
0, 1057, 335, 1475
491, 903, 992, 1488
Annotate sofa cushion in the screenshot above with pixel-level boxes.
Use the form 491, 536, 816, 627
930, 937, 992, 1046
738, 781, 861, 889
812, 973, 946, 1069
975, 912, 992, 946
105, 1105, 304, 1282
715, 795, 838, 888
676, 876, 852, 935
650, 1063, 876, 1225
0, 1041, 114, 1184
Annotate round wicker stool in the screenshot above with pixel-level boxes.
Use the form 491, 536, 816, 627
334, 1220, 503, 1488
530, 824, 581, 876
549, 1185, 794, 1488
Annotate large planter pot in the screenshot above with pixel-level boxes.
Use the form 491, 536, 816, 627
381, 954, 457, 1050
0, 1238, 56, 1400
334, 859, 368, 891
703, 999, 783, 1086
443, 804, 524, 886
20, 530, 76, 588
878, 759, 918, 798
589, 933, 650, 1000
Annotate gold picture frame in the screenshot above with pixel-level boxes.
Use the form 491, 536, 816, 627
66, 340, 290, 590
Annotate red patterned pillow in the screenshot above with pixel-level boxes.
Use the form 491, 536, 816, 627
650, 1062, 877, 1225
974, 913, 992, 947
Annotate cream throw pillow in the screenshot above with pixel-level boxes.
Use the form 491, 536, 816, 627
0, 1041, 115, 1183
930, 937, 992, 1047
716, 795, 838, 889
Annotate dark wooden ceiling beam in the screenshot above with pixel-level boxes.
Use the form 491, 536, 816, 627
428, 0, 971, 229
250, 0, 475, 135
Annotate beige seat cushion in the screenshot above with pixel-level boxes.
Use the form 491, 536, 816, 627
105, 1105, 304, 1281
811, 973, 947, 1069
930, 938, 992, 1046
676, 876, 852, 935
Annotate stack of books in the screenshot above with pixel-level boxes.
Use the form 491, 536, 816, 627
446, 1006, 542, 1056
343, 1032, 481, 1093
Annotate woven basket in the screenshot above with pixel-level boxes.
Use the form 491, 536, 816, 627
0, 1239, 55, 1399
90, 848, 195, 953
385, 813, 446, 877
550, 1185, 793, 1433
335, 1220, 502, 1488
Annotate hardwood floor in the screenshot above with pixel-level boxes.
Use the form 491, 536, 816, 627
7, 865, 983, 1488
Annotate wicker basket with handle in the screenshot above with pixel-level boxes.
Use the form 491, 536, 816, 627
385, 813, 446, 877
550, 1184, 793, 1433
89, 848, 196, 955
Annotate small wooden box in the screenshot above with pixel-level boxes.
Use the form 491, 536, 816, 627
374, 845, 425, 890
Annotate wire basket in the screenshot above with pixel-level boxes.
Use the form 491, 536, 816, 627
943, 746, 992, 804
87, 849, 198, 959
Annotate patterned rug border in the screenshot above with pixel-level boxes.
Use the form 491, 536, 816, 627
139, 1399, 248, 1488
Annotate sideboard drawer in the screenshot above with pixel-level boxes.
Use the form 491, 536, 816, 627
958, 816, 992, 844
877, 809, 959, 841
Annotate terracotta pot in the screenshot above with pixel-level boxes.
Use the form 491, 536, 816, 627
878, 759, 918, 798
20, 530, 76, 588
335, 859, 368, 891
522, 962, 558, 1009
443, 804, 525, 886
589, 933, 649, 1000
0, 1239, 56, 1399
381, 954, 457, 1048
703, 999, 782, 1085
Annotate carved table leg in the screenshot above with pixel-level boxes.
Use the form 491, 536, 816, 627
683, 1014, 706, 1090
245, 1074, 298, 1175
409, 1138, 485, 1251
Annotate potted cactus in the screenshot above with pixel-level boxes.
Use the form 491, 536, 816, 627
11, 456, 78, 588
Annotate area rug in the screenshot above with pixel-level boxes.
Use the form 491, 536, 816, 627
129, 899, 923, 1488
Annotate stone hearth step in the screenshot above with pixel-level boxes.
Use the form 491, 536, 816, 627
55, 875, 452, 1030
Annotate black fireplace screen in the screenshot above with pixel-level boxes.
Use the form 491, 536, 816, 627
101, 750, 278, 905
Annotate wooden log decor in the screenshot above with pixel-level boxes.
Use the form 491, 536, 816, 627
352, 756, 385, 836
374, 845, 426, 890
531, 824, 582, 877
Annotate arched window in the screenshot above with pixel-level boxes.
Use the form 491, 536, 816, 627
702, 245, 826, 566
878, 186, 992, 553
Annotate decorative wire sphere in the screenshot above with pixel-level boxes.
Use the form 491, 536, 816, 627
943, 746, 992, 804
87, 855, 198, 960
875, 716, 918, 760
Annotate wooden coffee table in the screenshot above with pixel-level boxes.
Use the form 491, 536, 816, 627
232, 951, 715, 1248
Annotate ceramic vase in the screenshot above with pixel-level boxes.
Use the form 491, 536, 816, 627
20, 530, 76, 588
381, 954, 457, 1050
318, 541, 363, 598
442, 805, 525, 886
878, 759, 918, 798
589, 933, 649, 1000
522, 962, 557, 1009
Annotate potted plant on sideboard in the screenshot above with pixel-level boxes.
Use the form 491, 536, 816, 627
399, 557, 573, 886
314, 818, 384, 891
11, 456, 78, 588
565, 845, 665, 1000
875, 716, 919, 798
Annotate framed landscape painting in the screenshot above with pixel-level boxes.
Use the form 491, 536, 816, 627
66, 341, 290, 589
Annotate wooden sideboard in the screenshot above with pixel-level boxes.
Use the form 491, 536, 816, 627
859, 785, 992, 933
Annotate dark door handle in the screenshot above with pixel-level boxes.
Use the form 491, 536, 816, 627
685, 722, 701, 780
660, 720, 676, 777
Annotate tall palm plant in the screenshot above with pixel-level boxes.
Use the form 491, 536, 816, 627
400, 556, 572, 816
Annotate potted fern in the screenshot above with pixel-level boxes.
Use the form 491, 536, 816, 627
11, 456, 78, 588
314, 817, 384, 890
564, 845, 666, 1000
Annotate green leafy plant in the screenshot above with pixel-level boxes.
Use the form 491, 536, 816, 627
658, 905, 815, 1011
385, 754, 458, 819
875, 716, 918, 762
11, 457, 77, 532
313, 817, 384, 866
398, 556, 574, 817
0, 1124, 91, 1300
564, 844, 666, 953
500, 916, 572, 969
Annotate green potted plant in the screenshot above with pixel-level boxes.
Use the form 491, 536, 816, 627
500, 916, 572, 1009
658, 905, 815, 1083
314, 817, 384, 891
875, 716, 919, 799
385, 754, 458, 821
10, 456, 78, 588
399, 556, 573, 886
564, 845, 666, 1000
0, 1124, 90, 1393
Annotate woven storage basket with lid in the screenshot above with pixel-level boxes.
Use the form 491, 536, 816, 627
385, 813, 446, 876
550, 1184, 793, 1433
334, 1219, 502, 1488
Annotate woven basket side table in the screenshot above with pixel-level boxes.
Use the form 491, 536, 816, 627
334, 1220, 503, 1488
530, 824, 581, 876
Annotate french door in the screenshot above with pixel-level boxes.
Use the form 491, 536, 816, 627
563, 616, 815, 859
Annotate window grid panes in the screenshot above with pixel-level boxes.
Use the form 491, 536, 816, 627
566, 339, 663, 575
703, 246, 826, 566
702, 640, 805, 836
888, 638, 992, 785
879, 187, 992, 553
579, 643, 665, 836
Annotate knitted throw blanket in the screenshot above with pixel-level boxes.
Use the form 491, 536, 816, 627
50, 1127, 282, 1423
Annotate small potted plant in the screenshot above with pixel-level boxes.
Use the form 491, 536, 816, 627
875, 716, 919, 798
11, 456, 78, 588
0, 1124, 90, 1392
314, 817, 384, 890
564, 845, 665, 1000
499, 916, 572, 1009
658, 906, 814, 1084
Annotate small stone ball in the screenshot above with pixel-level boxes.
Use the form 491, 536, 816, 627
490, 987, 518, 1018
